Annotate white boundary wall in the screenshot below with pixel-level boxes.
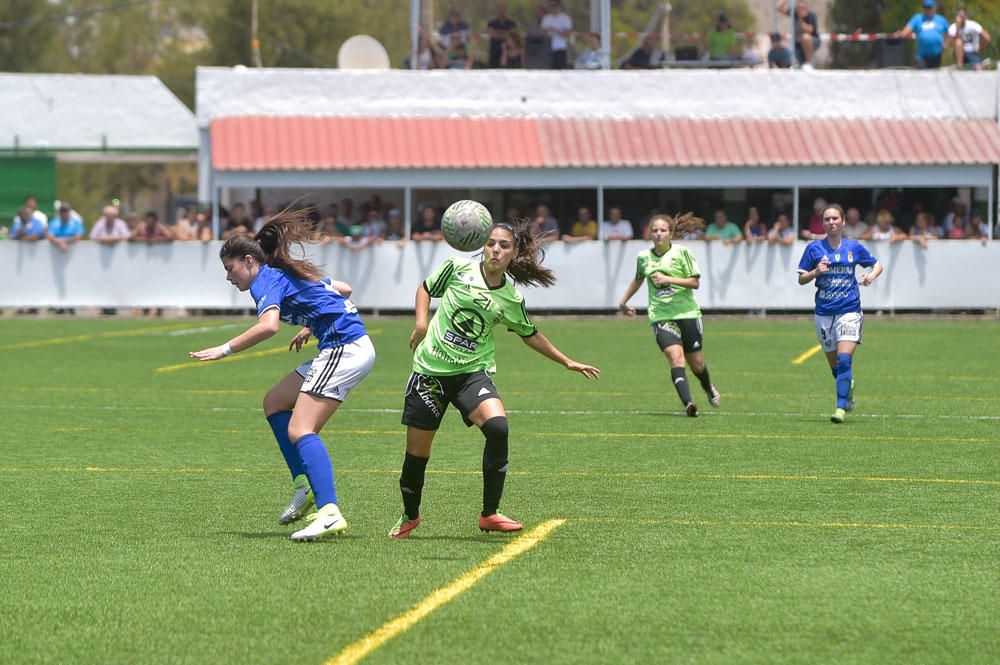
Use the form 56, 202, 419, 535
1, 241, 997, 310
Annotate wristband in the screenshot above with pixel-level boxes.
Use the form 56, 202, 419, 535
221, 342, 233, 356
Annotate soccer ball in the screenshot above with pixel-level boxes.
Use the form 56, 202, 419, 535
441, 200, 493, 252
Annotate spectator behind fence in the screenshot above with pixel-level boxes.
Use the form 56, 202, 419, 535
47, 203, 84, 252
222, 203, 251, 240
768, 32, 792, 68
563, 206, 598, 243
540, 0, 572, 69
706, 13, 737, 61
801, 197, 827, 240
530, 210, 560, 243
965, 213, 987, 244
501, 30, 525, 68
439, 7, 471, 49
415, 29, 443, 69
704, 209, 743, 244
602, 207, 634, 240
362, 207, 387, 240
385, 209, 406, 246
768, 212, 796, 245
862, 209, 907, 242
623, 33, 661, 69
131, 211, 171, 244
447, 34, 474, 70
842, 207, 869, 239
488, 3, 518, 68
575, 32, 602, 69
412, 205, 443, 241
10, 207, 46, 241
949, 9, 992, 71
743, 207, 768, 243
909, 211, 939, 249
23, 196, 49, 228
89, 205, 131, 244
941, 198, 968, 234
776, 0, 819, 68
897, 0, 949, 69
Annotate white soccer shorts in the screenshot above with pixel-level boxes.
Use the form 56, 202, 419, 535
814, 312, 863, 353
295, 335, 376, 401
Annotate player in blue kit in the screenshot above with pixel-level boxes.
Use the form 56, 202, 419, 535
797, 203, 883, 423
189, 209, 376, 540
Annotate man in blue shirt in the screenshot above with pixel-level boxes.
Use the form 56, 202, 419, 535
47, 203, 85, 252
10, 207, 47, 241
897, 0, 950, 69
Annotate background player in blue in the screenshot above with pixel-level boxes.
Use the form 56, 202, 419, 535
797, 203, 883, 424
189, 210, 376, 541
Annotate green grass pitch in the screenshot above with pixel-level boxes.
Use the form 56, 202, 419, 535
1, 316, 998, 664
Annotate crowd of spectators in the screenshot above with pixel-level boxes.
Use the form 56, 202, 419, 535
406, 2, 992, 72
4, 193, 995, 252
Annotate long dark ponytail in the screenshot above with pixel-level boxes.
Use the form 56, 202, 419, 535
492, 220, 556, 288
219, 206, 325, 281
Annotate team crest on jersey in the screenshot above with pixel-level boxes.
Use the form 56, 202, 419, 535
847, 251, 853, 262
834, 253, 841, 262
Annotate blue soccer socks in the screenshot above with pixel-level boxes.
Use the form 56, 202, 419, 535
835, 353, 853, 410
295, 433, 337, 508
266, 411, 306, 480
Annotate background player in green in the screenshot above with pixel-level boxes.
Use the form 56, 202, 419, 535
390, 222, 601, 539
619, 213, 721, 417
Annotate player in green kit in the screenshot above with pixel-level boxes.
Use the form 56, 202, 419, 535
619, 213, 721, 417
390, 222, 601, 538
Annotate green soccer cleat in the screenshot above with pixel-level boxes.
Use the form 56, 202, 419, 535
830, 408, 846, 424
389, 514, 422, 539
845, 379, 856, 413
290, 503, 347, 541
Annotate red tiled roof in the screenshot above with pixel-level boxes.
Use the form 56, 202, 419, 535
211, 116, 1000, 171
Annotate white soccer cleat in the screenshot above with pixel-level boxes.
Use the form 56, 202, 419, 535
708, 385, 721, 408
291, 504, 347, 541
278, 485, 314, 525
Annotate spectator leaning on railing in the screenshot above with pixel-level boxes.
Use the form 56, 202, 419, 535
563, 206, 598, 243
10, 207, 47, 241
47, 203, 85, 252
602, 207, 634, 241
704, 209, 743, 245
897, 0, 949, 69
89, 205, 131, 244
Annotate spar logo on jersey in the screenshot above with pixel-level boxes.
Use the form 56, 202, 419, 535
444, 307, 486, 352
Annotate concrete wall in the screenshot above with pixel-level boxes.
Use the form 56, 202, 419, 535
1, 240, 996, 311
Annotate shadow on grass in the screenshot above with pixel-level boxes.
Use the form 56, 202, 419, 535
216, 531, 363, 542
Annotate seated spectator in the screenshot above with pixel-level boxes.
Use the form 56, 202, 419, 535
47, 203, 85, 252
125, 211, 141, 236
768, 32, 792, 68
222, 203, 251, 240
963, 214, 987, 244
970, 210, 989, 237
385, 209, 407, 246
941, 198, 968, 234
862, 209, 907, 242
412, 205, 444, 241
949, 8, 992, 71
622, 33, 661, 69
90, 205, 131, 243
131, 211, 171, 244
447, 35, 474, 70
841, 207, 869, 239
500, 30, 525, 68
704, 209, 743, 244
488, 3, 518, 68
562, 206, 598, 243
574, 32, 602, 70
767, 212, 796, 245
530, 213, 559, 243
10, 207, 47, 241
415, 29, 442, 69
343, 224, 374, 252
743, 206, 768, 243
601, 207, 634, 240
706, 13, 737, 61
801, 197, 827, 240
909, 211, 939, 249
362, 207, 387, 240
540, 0, 572, 69
438, 7, 471, 48
946, 215, 969, 239
777, 0, 819, 68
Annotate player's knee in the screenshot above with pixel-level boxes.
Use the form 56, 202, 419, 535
836, 353, 852, 374
287, 422, 312, 444
481, 416, 509, 467
262, 389, 288, 416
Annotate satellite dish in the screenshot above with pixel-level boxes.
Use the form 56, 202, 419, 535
337, 35, 391, 69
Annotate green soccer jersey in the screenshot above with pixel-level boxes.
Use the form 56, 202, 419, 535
413, 257, 537, 376
635, 244, 702, 322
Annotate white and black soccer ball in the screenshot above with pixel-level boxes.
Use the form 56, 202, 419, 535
441, 200, 493, 252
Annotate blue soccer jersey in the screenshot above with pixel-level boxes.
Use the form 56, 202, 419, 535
249, 264, 366, 350
797, 239, 877, 316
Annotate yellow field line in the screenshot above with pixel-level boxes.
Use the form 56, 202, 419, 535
618, 517, 1000, 533
0, 323, 197, 351
3, 466, 998, 489
327, 519, 565, 665
155, 346, 288, 373
792, 344, 823, 365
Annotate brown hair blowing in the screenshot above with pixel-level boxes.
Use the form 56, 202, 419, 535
495, 220, 556, 288
651, 212, 705, 239
219, 206, 325, 282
